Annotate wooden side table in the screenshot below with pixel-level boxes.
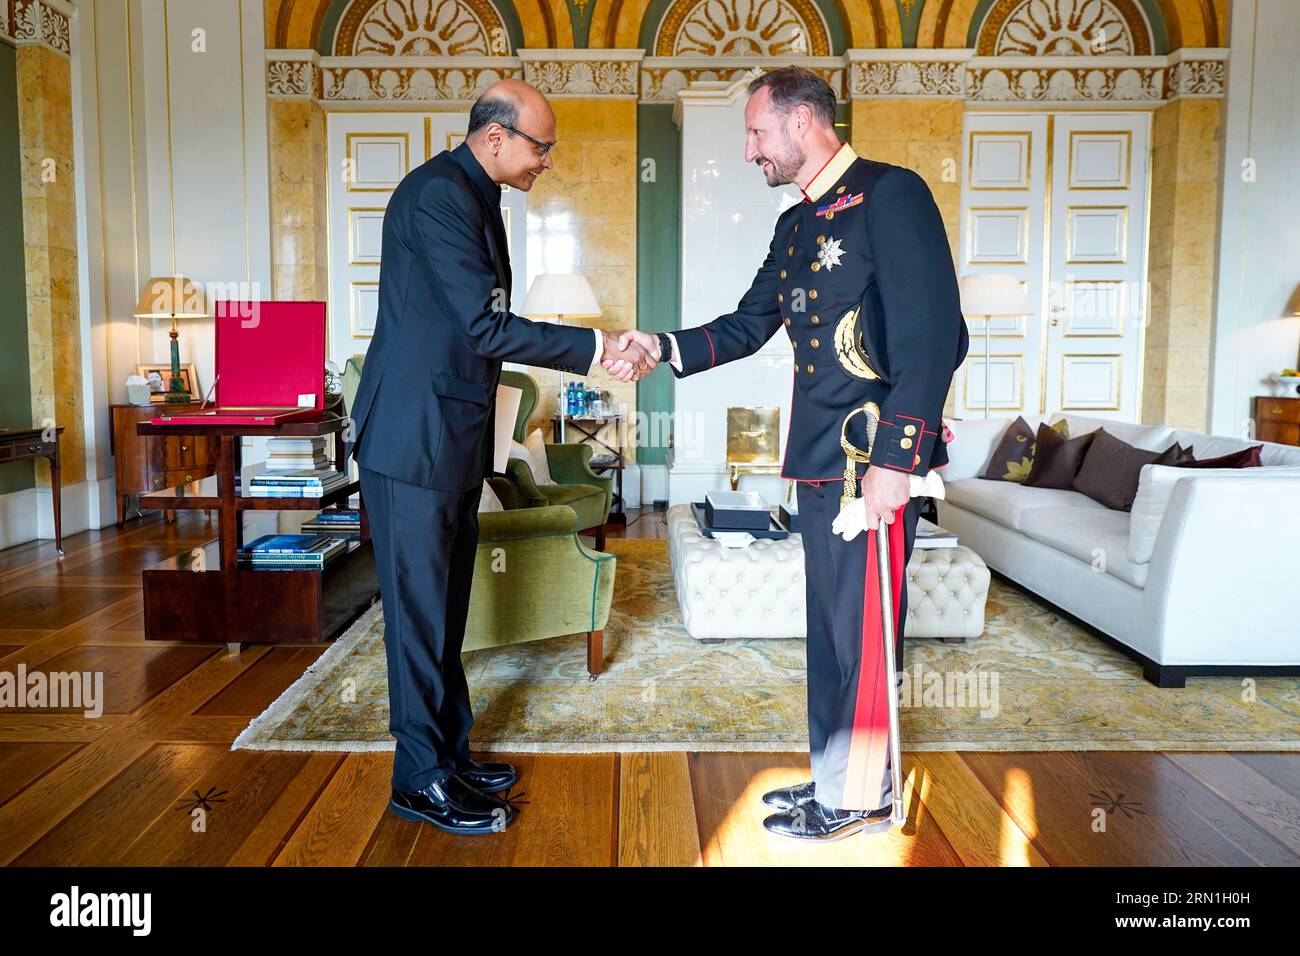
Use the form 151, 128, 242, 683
110, 403, 218, 524
1255, 396, 1300, 446
136, 414, 376, 646
0, 425, 64, 556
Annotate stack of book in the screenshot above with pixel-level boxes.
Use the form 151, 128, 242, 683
300, 507, 362, 537
247, 467, 349, 498
265, 436, 330, 472
237, 534, 348, 570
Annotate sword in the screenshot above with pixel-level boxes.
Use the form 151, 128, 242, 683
836, 403, 916, 826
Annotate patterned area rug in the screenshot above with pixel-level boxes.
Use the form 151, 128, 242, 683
233, 538, 1300, 753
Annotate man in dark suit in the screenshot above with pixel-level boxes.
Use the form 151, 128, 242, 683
607, 67, 968, 840
350, 79, 656, 835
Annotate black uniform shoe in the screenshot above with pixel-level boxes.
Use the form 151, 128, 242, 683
762, 798, 894, 841
389, 773, 516, 835
458, 758, 518, 794
761, 780, 816, 810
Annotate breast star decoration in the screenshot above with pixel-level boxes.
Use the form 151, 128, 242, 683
817, 236, 844, 271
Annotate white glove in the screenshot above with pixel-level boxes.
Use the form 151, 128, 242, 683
831, 470, 946, 541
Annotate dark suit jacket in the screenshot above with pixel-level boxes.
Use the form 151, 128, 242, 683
670, 148, 969, 480
350, 143, 596, 493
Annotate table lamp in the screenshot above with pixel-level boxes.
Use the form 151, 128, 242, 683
958, 273, 1032, 418
134, 275, 207, 403
522, 273, 601, 442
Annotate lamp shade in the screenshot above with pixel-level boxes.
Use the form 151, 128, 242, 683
959, 273, 1031, 317
521, 273, 601, 321
133, 275, 207, 318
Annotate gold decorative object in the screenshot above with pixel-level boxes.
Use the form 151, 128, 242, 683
840, 401, 881, 506
726, 406, 782, 490
833, 306, 881, 381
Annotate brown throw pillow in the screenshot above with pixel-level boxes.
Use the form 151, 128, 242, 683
979, 417, 1069, 483
1154, 442, 1195, 467
1177, 445, 1263, 469
1073, 429, 1188, 511
1024, 423, 1097, 489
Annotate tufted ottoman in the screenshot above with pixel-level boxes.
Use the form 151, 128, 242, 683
667, 504, 989, 642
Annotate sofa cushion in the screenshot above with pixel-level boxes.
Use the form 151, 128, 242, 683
1018, 506, 1148, 588
1024, 422, 1096, 489
1049, 414, 1176, 452
1171, 429, 1300, 466
979, 416, 1067, 483
1072, 429, 1185, 511
1179, 445, 1262, 469
945, 477, 1108, 530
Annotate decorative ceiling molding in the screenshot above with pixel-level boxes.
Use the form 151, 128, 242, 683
846, 46, 1223, 103
333, 0, 511, 57
977, 0, 1153, 57
264, 45, 1225, 107
654, 0, 831, 57
5, 0, 73, 56
640, 55, 843, 103
518, 48, 644, 98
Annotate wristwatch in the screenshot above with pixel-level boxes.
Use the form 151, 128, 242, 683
656, 332, 672, 363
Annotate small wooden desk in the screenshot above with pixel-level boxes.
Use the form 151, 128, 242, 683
0, 425, 65, 556
135, 413, 376, 646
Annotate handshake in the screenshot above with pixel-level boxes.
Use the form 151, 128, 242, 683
599, 330, 664, 383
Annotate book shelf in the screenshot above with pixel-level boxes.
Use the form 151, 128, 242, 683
135, 414, 377, 645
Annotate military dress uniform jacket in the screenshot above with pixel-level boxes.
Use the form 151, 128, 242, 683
670, 144, 969, 480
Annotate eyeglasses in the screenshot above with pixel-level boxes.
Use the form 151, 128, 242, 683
501, 123, 557, 157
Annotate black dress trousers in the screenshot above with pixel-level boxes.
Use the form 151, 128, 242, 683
797, 477, 921, 812
361, 465, 483, 792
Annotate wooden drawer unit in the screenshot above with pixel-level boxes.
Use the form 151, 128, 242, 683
111, 403, 218, 524
1255, 396, 1300, 446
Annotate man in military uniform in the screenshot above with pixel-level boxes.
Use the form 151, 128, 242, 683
608, 67, 968, 840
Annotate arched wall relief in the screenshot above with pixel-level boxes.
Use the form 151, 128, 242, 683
332, 0, 512, 56
976, 0, 1153, 57
653, 0, 832, 57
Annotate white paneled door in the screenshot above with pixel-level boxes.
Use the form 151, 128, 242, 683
957, 111, 1150, 420
325, 113, 530, 364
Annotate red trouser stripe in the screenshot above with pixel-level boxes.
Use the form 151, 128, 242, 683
842, 505, 907, 810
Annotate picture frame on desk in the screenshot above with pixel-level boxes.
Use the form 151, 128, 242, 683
137, 362, 199, 402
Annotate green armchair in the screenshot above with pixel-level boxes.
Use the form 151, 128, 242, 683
499, 370, 613, 549
341, 357, 616, 673
467, 483, 615, 674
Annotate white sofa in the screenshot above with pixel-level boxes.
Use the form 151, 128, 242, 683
938, 413, 1300, 686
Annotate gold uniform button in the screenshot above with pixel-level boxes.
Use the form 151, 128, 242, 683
900, 438, 913, 450
811, 314, 820, 324
780, 269, 787, 279
788, 246, 794, 255
809, 289, 818, 300
810, 338, 819, 348
837, 185, 846, 194
791, 340, 797, 349
914, 454, 922, 466
903, 424, 917, 437
817, 234, 826, 244
793, 364, 800, 374
811, 262, 821, 272
794, 223, 799, 232
826, 211, 834, 220
807, 363, 814, 374
783, 316, 791, 326
777, 293, 783, 303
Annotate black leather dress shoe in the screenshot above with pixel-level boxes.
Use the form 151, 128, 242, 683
458, 758, 518, 794
390, 773, 516, 835
761, 780, 816, 810
762, 798, 894, 841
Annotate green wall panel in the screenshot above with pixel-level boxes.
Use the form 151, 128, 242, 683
0, 40, 34, 495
